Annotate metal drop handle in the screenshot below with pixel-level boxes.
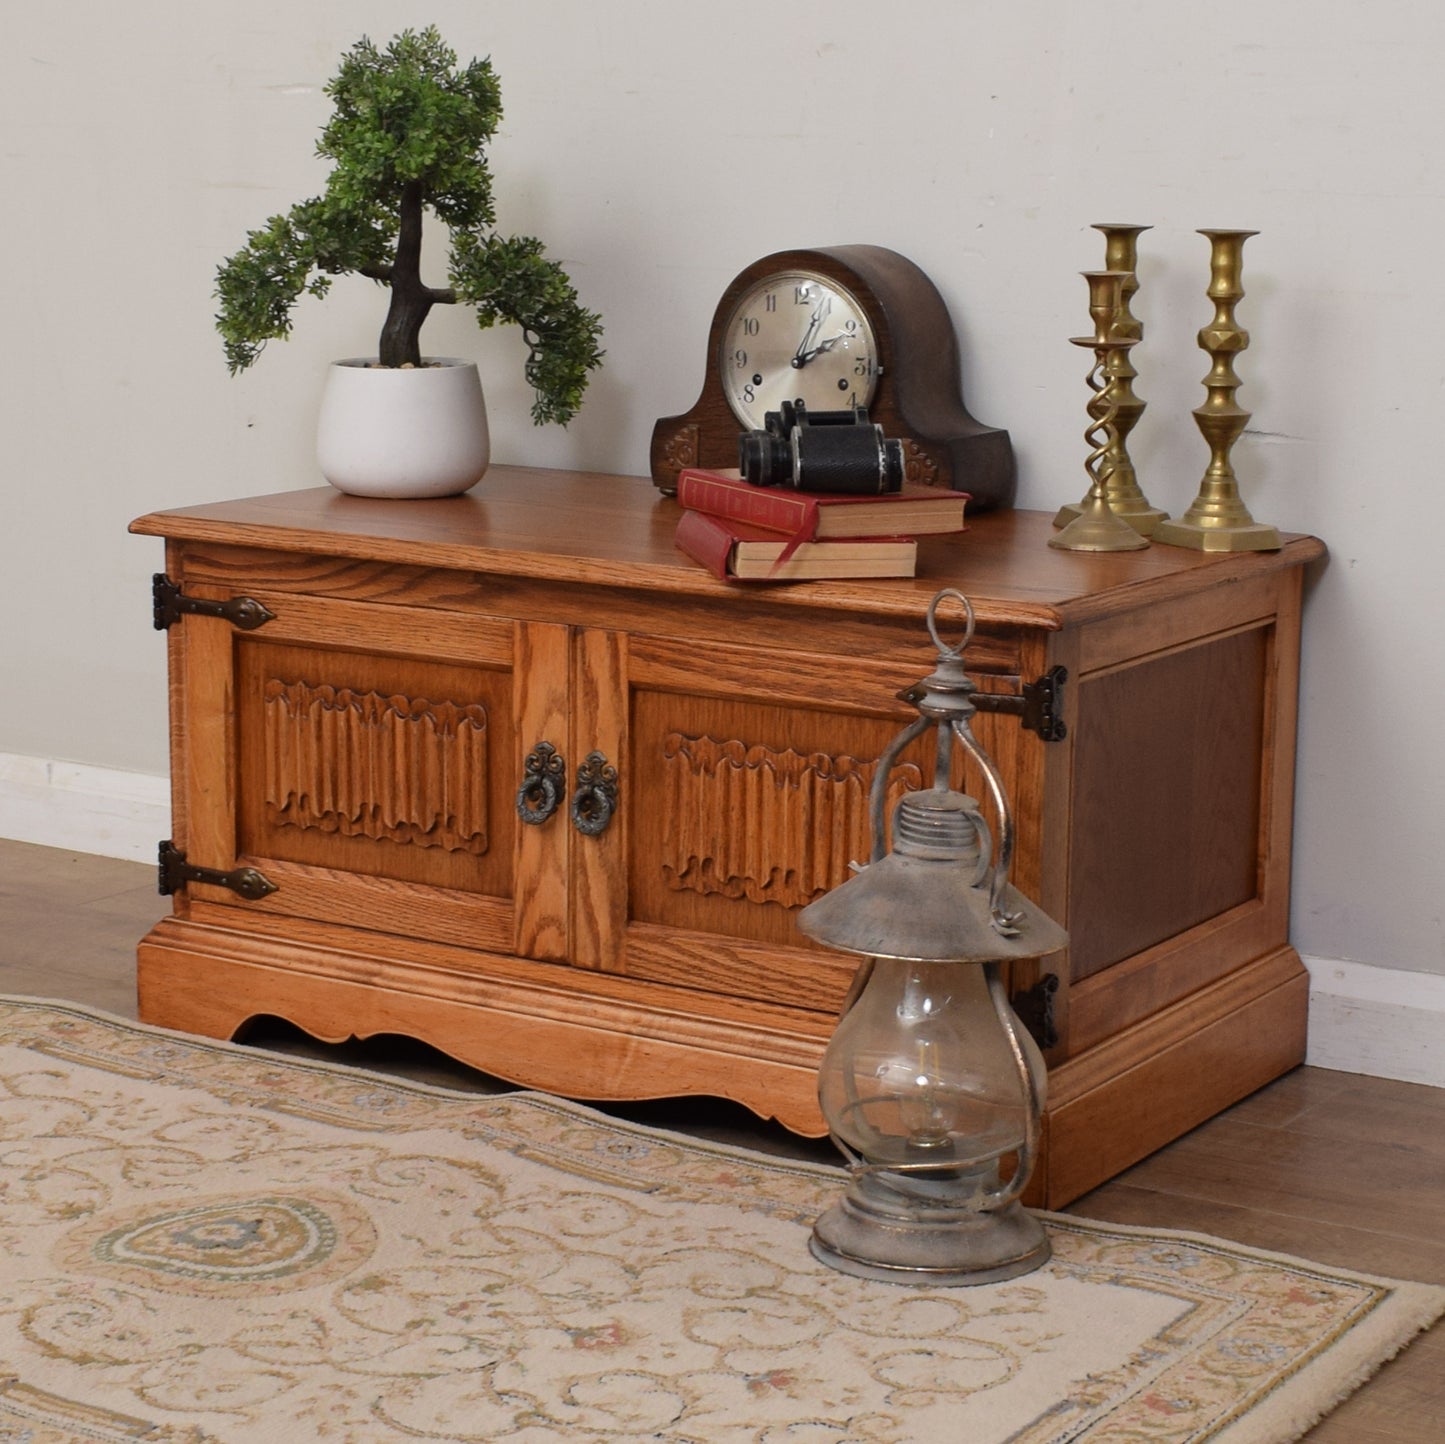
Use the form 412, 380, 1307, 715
570, 752, 619, 837
516, 742, 566, 825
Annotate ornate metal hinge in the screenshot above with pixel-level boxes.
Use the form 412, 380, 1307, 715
158, 841, 278, 901
152, 573, 276, 632
1010, 973, 1060, 1051
971, 667, 1068, 742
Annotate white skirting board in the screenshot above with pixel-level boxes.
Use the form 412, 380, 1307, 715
1, 752, 1441, 1089
1302, 955, 1445, 1089
0, 753, 169, 866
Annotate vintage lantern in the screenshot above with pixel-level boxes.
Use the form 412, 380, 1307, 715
799, 589, 1068, 1285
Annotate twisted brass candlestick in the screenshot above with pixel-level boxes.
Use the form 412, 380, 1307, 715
1050, 271, 1149, 553
1155, 229, 1280, 552
1055, 224, 1165, 535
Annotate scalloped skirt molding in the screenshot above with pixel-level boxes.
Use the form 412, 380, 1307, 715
1, 751, 1441, 1090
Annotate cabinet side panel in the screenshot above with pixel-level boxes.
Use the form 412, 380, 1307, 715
1067, 625, 1267, 981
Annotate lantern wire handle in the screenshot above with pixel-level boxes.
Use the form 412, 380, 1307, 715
983, 962, 1044, 1208
926, 587, 976, 655
953, 719, 1022, 936
919, 590, 1022, 935
866, 717, 931, 865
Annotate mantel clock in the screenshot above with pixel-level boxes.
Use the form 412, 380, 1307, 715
649, 245, 1015, 509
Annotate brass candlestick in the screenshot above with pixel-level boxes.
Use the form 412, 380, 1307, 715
1050, 271, 1149, 553
1055, 224, 1165, 535
1155, 229, 1280, 551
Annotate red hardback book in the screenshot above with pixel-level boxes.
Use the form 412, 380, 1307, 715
676, 467, 968, 556
675, 509, 916, 582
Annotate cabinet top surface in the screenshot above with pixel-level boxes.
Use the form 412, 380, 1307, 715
131, 467, 1324, 629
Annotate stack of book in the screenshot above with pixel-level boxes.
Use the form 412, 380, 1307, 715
672, 467, 969, 581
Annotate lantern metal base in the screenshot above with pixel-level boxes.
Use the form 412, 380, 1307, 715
809, 1171, 1051, 1287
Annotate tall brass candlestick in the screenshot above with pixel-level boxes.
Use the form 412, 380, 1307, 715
1055, 224, 1165, 535
1050, 271, 1149, 553
1156, 229, 1280, 551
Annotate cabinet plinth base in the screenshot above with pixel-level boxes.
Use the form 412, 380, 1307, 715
137, 916, 833, 1137
137, 916, 1307, 1208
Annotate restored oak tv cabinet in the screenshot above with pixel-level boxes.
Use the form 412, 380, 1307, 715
132, 468, 1324, 1206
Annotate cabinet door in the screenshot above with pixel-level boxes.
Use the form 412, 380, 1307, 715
175, 583, 570, 962
574, 629, 1024, 1014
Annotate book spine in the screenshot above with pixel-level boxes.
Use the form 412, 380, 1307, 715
672, 510, 736, 579
676, 470, 820, 541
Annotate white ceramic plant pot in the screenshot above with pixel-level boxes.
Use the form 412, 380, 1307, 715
316, 357, 490, 498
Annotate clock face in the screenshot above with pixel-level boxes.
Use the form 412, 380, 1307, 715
718, 269, 881, 429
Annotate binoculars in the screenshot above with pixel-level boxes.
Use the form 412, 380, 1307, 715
739, 400, 905, 494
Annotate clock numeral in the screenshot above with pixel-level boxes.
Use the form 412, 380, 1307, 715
794, 285, 811, 305
843, 319, 858, 335
765, 293, 777, 313
740, 317, 760, 337
742, 383, 756, 404
854, 358, 871, 377
734, 349, 748, 369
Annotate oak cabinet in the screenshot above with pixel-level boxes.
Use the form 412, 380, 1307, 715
132, 468, 1324, 1206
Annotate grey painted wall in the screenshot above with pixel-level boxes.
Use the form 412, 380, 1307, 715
3, 2, 1441, 979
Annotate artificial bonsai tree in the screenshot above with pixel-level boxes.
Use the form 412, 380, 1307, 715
216, 27, 603, 425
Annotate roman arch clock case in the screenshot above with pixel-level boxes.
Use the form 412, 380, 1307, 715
649, 245, 1017, 509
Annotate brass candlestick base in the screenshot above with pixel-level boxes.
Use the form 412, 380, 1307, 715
1155, 229, 1280, 553
1055, 225, 1165, 537
1051, 491, 1150, 552
1051, 271, 1149, 554
1154, 513, 1281, 552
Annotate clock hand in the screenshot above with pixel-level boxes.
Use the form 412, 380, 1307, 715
792, 302, 827, 368
795, 332, 852, 365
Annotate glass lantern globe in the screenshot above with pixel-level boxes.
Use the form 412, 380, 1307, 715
819, 956, 1047, 1183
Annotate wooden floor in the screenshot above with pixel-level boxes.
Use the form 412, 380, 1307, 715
2, 837, 1441, 1440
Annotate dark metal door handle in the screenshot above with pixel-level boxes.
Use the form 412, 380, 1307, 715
570, 752, 619, 837
516, 742, 566, 825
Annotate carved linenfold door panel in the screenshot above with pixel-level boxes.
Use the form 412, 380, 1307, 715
259, 678, 491, 856
601, 633, 1027, 1010
238, 641, 512, 895
655, 732, 922, 910
175, 589, 552, 957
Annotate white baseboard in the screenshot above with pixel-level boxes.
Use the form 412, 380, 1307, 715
1303, 955, 1445, 1089
0, 753, 169, 865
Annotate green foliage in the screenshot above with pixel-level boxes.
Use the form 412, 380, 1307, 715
215, 27, 603, 424
452, 234, 606, 425
318, 28, 500, 231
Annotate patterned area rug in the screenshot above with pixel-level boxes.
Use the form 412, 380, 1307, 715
1, 997, 1440, 1444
